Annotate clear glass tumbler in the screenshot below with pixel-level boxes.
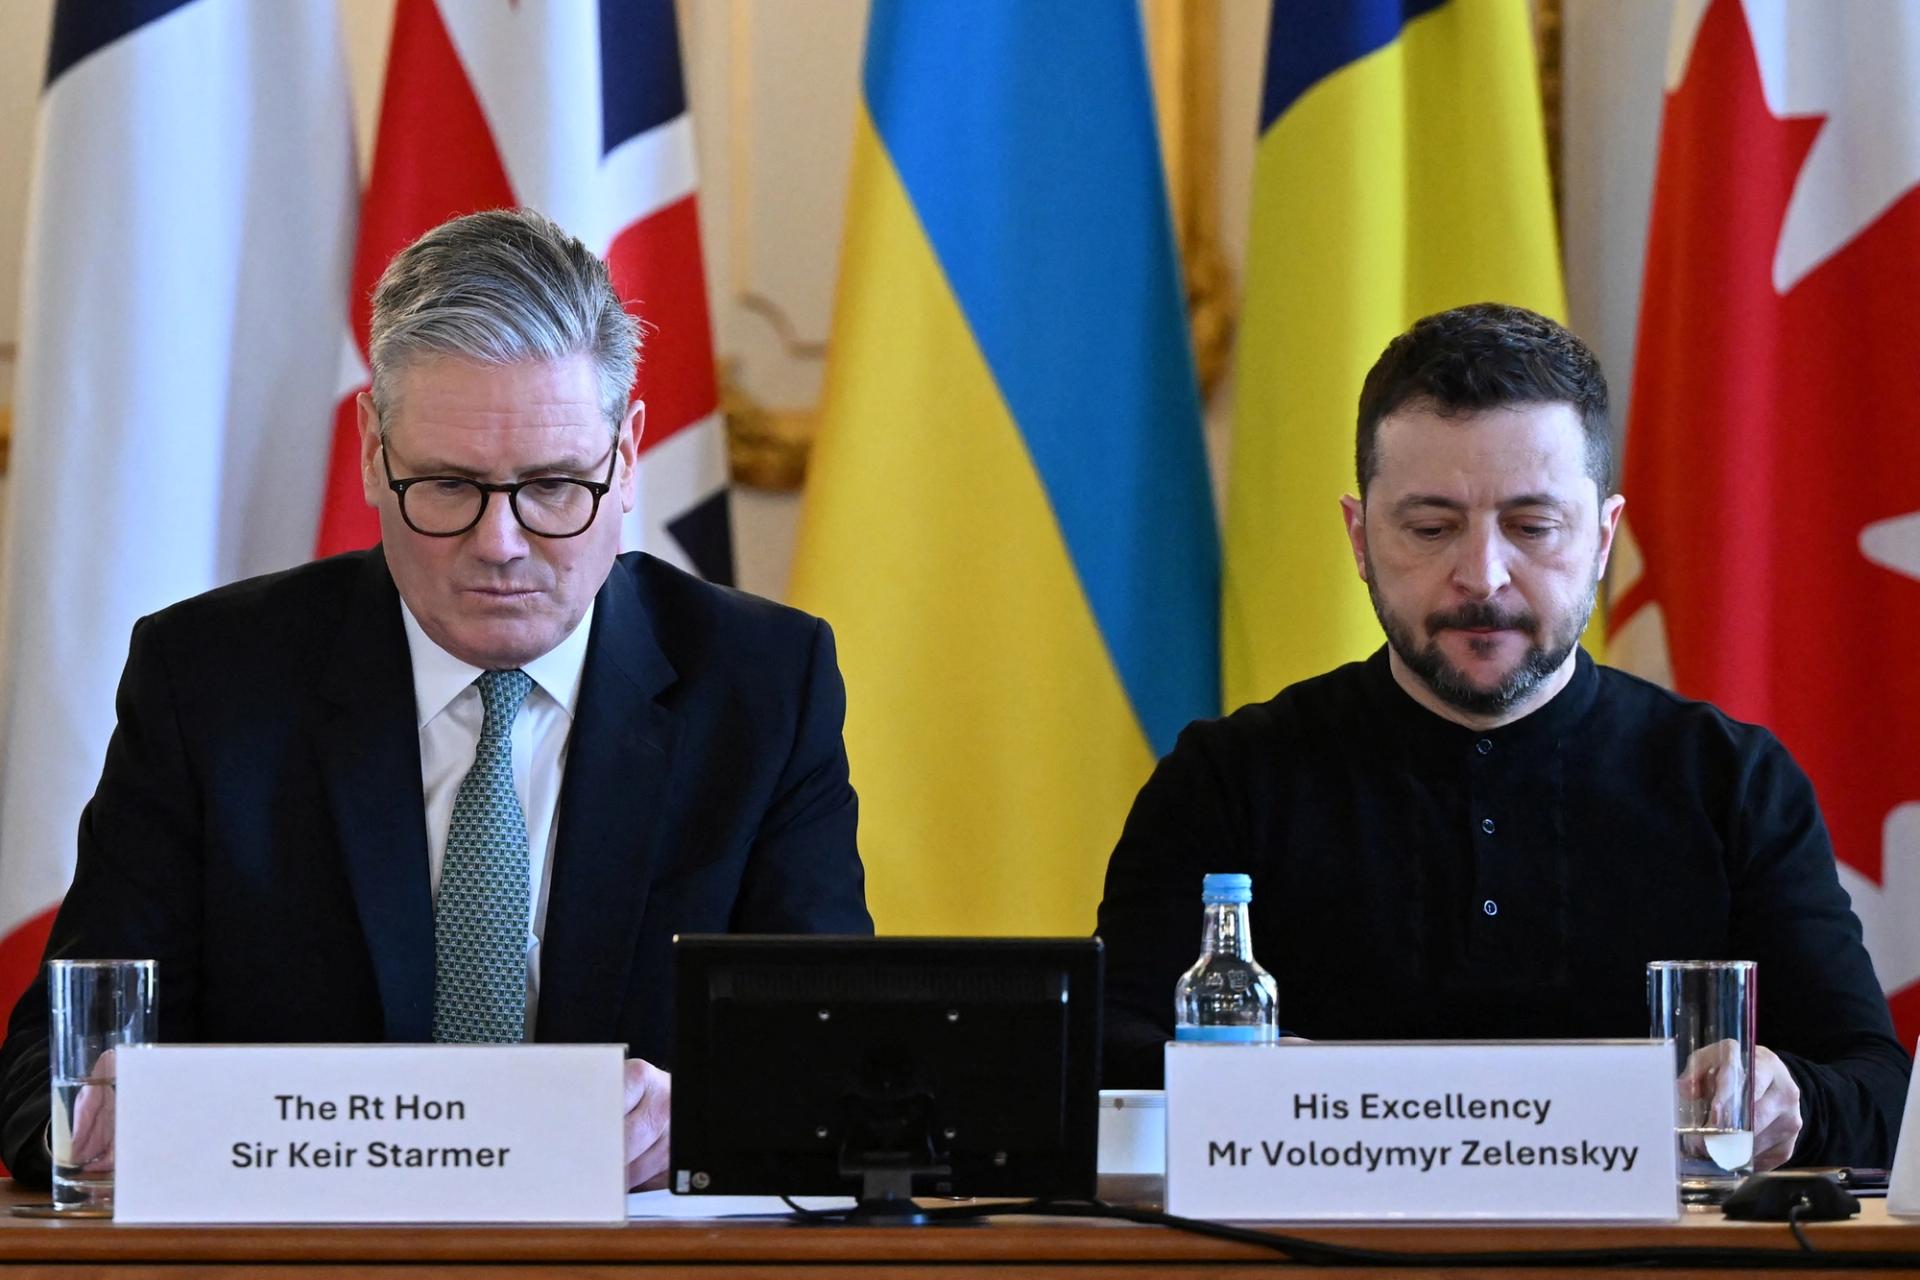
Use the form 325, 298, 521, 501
1648, 959, 1755, 1204
47, 959, 157, 1214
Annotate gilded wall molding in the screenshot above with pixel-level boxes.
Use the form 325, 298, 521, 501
721, 293, 826, 491
717, 0, 827, 491
721, 357, 815, 491
0, 340, 13, 476
1536, 0, 1566, 234
1145, 0, 1235, 399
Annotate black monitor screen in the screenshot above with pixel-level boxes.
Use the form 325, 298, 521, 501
670, 936, 1101, 1212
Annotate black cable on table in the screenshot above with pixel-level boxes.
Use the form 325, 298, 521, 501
1787, 1195, 1818, 1254
778, 1195, 843, 1221
773, 1196, 1920, 1269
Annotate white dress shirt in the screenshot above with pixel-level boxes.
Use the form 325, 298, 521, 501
399, 601, 594, 1040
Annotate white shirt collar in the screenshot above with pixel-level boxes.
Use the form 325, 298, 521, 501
398, 598, 596, 728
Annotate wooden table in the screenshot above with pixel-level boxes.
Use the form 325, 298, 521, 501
0, 1185, 1915, 1277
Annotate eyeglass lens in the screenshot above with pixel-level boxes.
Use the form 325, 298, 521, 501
402, 478, 598, 537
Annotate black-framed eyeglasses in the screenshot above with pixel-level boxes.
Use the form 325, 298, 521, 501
381, 443, 618, 539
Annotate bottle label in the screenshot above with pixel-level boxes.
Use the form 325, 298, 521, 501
1174, 1025, 1270, 1043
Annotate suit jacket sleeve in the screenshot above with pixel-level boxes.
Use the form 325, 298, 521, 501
728, 618, 871, 935
0, 614, 208, 1186
1729, 734, 1912, 1167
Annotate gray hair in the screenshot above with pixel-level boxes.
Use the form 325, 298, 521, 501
367, 208, 641, 432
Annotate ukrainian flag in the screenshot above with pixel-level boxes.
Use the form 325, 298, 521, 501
790, 1, 1218, 935
1224, 0, 1568, 709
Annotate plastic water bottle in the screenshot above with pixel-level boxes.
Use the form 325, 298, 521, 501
1174, 873, 1278, 1043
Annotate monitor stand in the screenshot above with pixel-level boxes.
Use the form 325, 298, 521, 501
845, 1168, 978, 1227
835, 1085, 982, 1226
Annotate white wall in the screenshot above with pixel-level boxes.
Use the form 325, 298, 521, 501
676, 0, 868, 601
1561, 0, 1670, 448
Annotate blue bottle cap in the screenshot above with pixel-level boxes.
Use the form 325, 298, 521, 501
1201, 872, 1252, 904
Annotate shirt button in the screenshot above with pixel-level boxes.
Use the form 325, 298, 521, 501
1483, 899, 1499, 917
1476, 739, 1493, 755
1481, 817, 1496, 834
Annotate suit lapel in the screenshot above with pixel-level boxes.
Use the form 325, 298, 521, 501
316, 550, 435, 1041
537, 560, 678, 1042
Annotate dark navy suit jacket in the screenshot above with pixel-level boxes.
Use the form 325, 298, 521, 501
0, 549, 871, 1183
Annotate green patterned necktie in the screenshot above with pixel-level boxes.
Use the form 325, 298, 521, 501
433, 668, 535, 1043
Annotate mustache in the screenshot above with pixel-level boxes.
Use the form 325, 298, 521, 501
1426, 602, 1539, 635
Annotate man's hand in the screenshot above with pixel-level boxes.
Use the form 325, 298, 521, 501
1750, 1045, 1802, 1171
65, 1046, 118, 1175
1677, 1039, 1801, 1172
624, 1058, 671, 1191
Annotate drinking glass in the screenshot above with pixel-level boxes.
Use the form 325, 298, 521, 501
1648, 959, 1755, 1203
48, 959, 157, 1214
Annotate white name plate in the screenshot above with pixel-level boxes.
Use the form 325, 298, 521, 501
115, 1044, 626, 1223
1165, 1040, 1678, 1222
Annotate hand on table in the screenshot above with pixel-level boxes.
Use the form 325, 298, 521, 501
65, 1046, 118, 1175
1678, 1039, 1801, 1171
1747, 1046, 1802, 1170
625, 1058, 671, 1191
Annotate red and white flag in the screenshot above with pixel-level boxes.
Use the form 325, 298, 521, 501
0, 0, 357, 1008
1609, 0, 1920, 1042
313, 0, 733, 582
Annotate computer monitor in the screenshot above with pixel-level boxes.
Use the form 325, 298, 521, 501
670, 935, 1102, 1223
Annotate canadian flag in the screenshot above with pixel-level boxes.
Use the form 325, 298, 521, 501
314, 0, 733, 581
1608, 0, 1920, 1042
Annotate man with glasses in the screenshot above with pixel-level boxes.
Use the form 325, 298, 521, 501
0, 209, 871, 1191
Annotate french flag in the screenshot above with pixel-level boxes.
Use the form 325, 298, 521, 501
0, 0, 358, 1015
314, 0, 733, 583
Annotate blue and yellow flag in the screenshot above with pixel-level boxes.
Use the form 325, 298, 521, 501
1224, 0, 1568, 709
790, 1, 1218, 935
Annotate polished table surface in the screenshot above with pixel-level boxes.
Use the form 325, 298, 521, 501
0, 1183, 1915, 1277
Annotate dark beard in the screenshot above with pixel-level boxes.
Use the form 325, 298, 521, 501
1365, 559, 1596, 718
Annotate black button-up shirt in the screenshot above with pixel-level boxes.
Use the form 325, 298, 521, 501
1097, 648, 1910, 1166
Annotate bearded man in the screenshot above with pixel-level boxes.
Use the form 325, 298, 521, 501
1095, 303, 1909, 1170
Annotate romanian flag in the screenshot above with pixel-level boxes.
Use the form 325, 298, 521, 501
1224, 0, 1566, 709
791, 1, 1218, 935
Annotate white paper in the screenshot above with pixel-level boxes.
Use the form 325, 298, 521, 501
627, 1191, 855, 1219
